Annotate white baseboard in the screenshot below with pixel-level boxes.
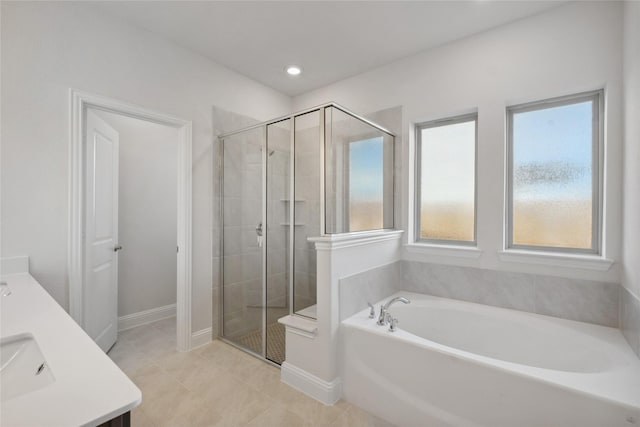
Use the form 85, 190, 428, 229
191, 327, 212, 349
118, 304, 176, 331
281, 362, 342, 405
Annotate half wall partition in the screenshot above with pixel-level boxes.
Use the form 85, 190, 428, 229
218, 104, 394, 365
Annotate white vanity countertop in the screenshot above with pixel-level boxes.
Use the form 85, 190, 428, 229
1, 273, 141, 427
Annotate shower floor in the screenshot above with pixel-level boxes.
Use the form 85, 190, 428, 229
236, 321, 286, 365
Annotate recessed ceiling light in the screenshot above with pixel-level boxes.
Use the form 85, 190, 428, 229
285, 65, 302, 76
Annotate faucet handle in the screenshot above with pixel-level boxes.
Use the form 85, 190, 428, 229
377, 306, 387, 325
388, 317, 399, 332
0, 282, 11, 297
367, 302, 375, 319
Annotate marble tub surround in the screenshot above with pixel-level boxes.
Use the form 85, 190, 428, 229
401, 260, 619, 327
532, 274, 619, 327
339, 262, 401, 321
340, 260, 620, 329
621, 287, 640, 358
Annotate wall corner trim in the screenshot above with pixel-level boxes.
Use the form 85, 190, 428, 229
281, 362, 342, 405
190, 328, 212, 350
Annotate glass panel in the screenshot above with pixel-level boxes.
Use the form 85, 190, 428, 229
349, 138, 384, 231
293, 111, 320, 319
419, 118, 476, 242
511, 100, 594, 249
325, 107, 394, 233
221, 127, 264, 355
265, 119, 290, 364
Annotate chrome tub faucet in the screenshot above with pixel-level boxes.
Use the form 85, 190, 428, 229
377, 296, 410, 326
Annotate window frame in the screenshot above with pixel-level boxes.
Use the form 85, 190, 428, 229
415, 113, 478, 246
505, 90, 604, 255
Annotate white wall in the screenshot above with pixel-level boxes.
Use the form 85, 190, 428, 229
622, 1, 640, 299
95, 110, 178, 318
293, 1, 623, 283
0, 2, 291, 333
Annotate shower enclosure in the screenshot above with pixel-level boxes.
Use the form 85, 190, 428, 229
218, 104, 394, 365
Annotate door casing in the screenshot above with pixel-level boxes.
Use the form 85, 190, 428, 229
69, 89, 194, 352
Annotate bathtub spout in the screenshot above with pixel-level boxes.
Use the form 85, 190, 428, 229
377, 296, 411, 326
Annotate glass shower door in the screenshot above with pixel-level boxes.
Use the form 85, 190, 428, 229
265, 119, 290, 364
219, 104, 395, 365
221, 127, 265, 356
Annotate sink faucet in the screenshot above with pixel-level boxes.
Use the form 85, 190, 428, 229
377, 296, 410, 326
0, 282, 11, 297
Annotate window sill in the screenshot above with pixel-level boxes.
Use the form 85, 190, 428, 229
405, 243, 482, 259
498, 250, 614, 271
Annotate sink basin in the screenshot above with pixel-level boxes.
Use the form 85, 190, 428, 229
1, 334, 55, 402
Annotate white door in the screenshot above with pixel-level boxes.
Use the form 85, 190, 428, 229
84, 110, 120, 352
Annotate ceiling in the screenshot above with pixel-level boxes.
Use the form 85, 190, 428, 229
95, 1, 565, 96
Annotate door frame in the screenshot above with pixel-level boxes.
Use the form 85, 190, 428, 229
68, 89, 193, 352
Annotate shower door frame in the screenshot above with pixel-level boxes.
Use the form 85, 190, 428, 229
217, 103, 395, 364
218, 125, 269, 361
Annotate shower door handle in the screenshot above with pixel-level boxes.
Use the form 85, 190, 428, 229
256, 222, 263, 247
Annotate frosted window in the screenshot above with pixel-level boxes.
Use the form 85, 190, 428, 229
509, 93, 600, 251
418, 116, 476, 242
325, 106, 394, 233
349, 137, 384, 231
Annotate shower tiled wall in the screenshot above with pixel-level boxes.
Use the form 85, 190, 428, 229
221, 129, 264, 339
213, 107, 313, 338
339, 260, 621, 328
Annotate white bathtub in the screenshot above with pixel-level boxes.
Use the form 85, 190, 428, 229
341, 291, 640, 427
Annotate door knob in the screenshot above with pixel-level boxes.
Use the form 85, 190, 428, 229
114, 245, 123, 252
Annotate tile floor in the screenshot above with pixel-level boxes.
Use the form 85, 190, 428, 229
108, 317, 393, 427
